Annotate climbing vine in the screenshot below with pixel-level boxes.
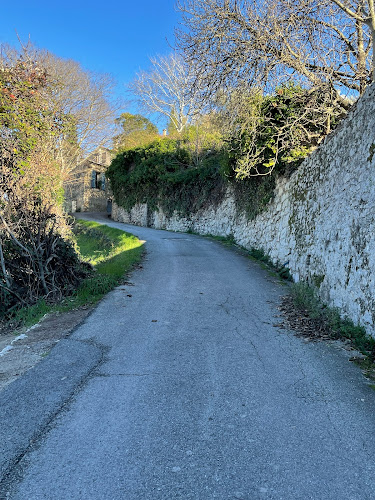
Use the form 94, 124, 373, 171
107, 138, 227, 217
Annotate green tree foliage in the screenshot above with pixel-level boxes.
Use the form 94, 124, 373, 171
168, 112, 224, 166
113, 112, 159, 151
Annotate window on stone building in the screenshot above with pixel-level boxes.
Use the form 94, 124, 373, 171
91, 170, 97, 188
91, 170, 106, 190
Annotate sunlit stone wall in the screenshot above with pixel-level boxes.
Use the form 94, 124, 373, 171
112, 84, 375, 336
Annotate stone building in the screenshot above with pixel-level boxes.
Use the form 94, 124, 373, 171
64, 146, 113, 213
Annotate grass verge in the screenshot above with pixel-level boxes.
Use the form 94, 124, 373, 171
10, 220, 144, 329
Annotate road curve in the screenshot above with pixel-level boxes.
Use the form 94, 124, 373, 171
2, 214, 375, 500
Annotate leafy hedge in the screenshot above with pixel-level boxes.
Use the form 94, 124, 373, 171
106, 138, 227, 217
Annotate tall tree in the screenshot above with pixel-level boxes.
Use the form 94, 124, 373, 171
128, 53, 203, 133
175, 0, 375, 101
40, 49, 117, 174
113, 113, 159, 150
0, 43, 112, 314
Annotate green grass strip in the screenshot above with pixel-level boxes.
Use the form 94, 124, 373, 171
13, 220, 144, 329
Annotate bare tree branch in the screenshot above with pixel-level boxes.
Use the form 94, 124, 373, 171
175, 0, 374, 96
128, 53, 204, 133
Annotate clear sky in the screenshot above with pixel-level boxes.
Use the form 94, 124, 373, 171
0, 0, 180, 127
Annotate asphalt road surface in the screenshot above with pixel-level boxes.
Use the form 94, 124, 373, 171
1, 214, 375, 500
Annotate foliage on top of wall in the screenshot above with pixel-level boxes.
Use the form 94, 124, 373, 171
107, 134, 283, 220
106, 138, 227, 217
221, 83, 344, 179
107, 83, 342, 221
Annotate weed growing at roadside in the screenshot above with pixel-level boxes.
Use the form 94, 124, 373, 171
247, 247, 292, 281
290, 282, 322, 319
290, 282, 375, 361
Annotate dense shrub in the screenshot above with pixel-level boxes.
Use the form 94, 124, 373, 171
107, 138, 227, 217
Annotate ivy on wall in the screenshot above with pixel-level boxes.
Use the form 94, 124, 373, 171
107, 86, 340, 221
106, 138, 228, 217
107, 135, 284, 220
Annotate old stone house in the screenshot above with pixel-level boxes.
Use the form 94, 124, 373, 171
64, 146, 113, 213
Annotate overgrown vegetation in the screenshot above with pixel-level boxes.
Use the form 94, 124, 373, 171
109, 83, 342, 220
8, 220, 144, 329
288, 282, 375, 361
107, 137, 227, 217
0, 43, 115, 318
222, 83, 344, 179
0, 50, 83, 317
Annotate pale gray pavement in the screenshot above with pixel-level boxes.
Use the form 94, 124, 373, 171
1, 213, 375, 499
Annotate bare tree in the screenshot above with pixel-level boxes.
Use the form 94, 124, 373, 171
128, 53, 203, 133
173, 0, 374, 177
175, 0, 375, 100
2, 43, 118, 177
330, 0, 375, 82
40, 50, 118, 175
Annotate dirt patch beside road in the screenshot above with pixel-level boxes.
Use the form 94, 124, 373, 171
0, 307, 93, 392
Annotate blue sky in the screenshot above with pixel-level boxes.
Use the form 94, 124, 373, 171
0, 0, 180, 127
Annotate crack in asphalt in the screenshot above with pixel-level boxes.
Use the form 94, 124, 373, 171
93, 372, 162, 378
0, 337, 109, 499
218, 295, 267, 371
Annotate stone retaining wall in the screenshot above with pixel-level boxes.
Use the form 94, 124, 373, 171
112, 84, 375, 336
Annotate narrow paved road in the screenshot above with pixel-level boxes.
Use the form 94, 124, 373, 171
1, 214, 375, 500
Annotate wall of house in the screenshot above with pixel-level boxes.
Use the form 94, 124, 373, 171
83, 168, 110, 212
112, 83, 375, 336
64, 148, 112, 213
63, 166, 86, 213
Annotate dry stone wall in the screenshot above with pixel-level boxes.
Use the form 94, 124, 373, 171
112, 83, 375, 336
